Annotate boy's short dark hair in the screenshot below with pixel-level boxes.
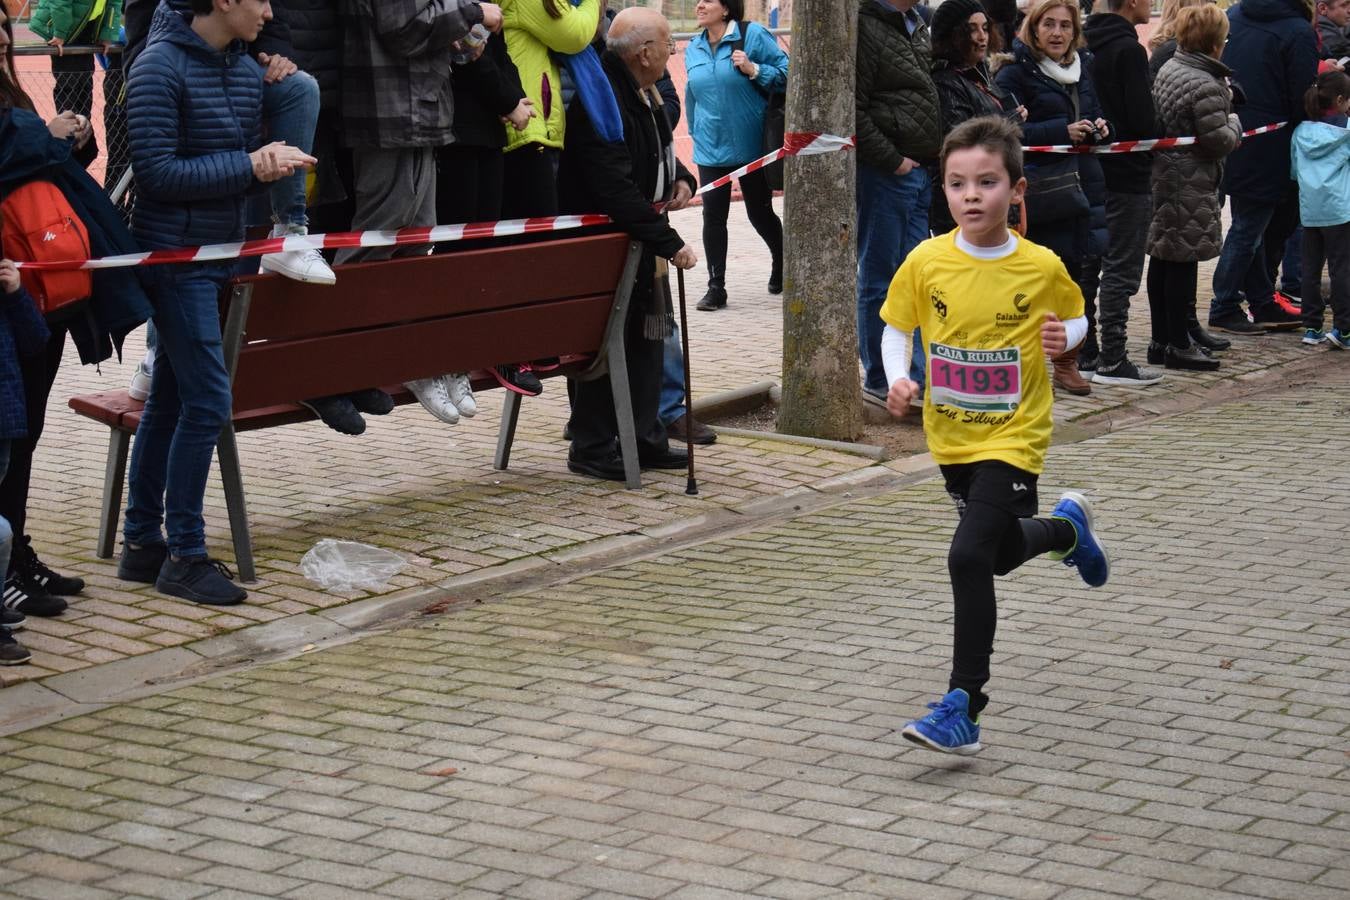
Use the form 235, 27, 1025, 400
940, 115, 1025, 185
189, 0, 216, 15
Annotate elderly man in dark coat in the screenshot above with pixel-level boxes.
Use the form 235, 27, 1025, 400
557, 6, 699, 481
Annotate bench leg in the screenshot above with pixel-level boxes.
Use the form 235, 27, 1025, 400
493, 389, 523, 471
216, 427, 256, 583
607, 355, 642, 490
96, 429, 131, 560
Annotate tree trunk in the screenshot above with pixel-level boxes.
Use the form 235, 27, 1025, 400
777, 0, 860, 441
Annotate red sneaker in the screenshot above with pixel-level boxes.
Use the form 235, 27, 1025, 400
1272, 291, 1301, 316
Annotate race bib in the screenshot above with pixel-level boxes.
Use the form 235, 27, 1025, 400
928, 343, 1022, 413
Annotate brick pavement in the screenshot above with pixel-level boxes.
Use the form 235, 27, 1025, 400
0, 200, 1333, 693
0, 362, 1344, 898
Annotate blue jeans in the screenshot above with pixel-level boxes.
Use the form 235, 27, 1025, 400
245, 70, 321, 229
0, 440, 10, 583
660, 326, 685, 426
857, 163, 929, 393
124, 263, 235, 559
1211, 195, 1276, 320
1280, 224, 1303, 294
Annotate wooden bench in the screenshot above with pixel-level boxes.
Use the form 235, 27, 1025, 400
70, 230, 645, 582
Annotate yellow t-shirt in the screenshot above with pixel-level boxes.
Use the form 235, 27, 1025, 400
879, 230, 1084, 475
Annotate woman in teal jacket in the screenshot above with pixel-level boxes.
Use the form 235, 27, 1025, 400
685, 0, 787, 310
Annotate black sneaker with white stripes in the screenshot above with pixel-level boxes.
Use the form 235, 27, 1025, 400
14, 544, 84, 596
2, 575, 67, 617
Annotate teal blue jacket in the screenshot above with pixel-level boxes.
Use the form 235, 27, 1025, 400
684, 21, 788, 167
1291, 116, 1350, 228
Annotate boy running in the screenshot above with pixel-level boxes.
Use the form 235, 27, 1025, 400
881, 116, 1110, 755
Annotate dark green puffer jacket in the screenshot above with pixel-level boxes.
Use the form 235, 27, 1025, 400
856, 0, 942, 172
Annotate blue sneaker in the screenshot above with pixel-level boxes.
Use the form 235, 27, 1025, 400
1327, 329, 1350, 350
1050, 491, 1110, 588
901, 689, 982, 755
1302, 328, 1326, 346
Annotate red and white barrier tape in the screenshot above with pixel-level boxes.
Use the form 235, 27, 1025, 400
14, 122, 1285, 273
1024, 121, 1286, 154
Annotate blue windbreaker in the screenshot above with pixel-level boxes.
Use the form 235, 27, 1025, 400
1291, 117, 1350, 227
684, 21, 788, 167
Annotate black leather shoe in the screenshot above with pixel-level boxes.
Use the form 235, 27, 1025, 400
1188, 325, 1231, 351
567, 452, 626, 481
666, 413, 717, 446
1146, 341, 1165, 365
300, 395, 366, 435
1164, 344, 1220, 371
349, 388, 395, 415
767, 258, 782, 295
697, 287, 728, 311
639, 447, 689, 469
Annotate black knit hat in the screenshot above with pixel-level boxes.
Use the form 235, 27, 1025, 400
930, 0, 989, 44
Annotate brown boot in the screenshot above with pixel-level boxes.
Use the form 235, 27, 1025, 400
1053, 348, 1092, 396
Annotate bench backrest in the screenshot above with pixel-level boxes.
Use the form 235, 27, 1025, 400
224, 231, 639, 411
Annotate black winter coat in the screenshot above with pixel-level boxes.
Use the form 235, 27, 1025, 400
1084, 12, 1157, 193
1220, 0, 1319, 202
929, 59, 1016, 231
0, 109, 152, 365
1148, 38, 1178, 80
558, 52, 695, 329
451, 33, 526, 148
285, 0, 342, 110
994, 41, 1108, 264
856, 0, 942, 171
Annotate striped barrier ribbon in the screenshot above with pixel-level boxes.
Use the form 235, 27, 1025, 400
13, 123, 1285, 272
1024, 121, 1287, 154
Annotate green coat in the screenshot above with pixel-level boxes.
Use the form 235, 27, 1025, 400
501, 0, 600, 153
855, 0, 941, 172
30, 0, 124, 44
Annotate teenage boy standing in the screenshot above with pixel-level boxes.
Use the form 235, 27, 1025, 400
882, 117, 1110, 754
118, 0, 312, 605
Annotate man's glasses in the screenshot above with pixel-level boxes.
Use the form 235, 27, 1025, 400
645, 38, 679, 53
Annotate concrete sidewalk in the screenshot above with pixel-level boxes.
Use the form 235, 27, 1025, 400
0, 200, 1337, 699
0, 361, 1343, 899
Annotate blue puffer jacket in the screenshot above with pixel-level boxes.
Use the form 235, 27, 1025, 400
995, 41, 1108, 264
685, 21, 788, 167
1221, 0, 1319, 203
127, 2, 263, 251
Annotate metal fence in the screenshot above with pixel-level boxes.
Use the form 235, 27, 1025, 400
13, 44, 133, 217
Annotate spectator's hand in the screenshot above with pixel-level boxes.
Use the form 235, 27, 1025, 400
47, 110, 82, 141
666, 180, 694, 212
504, 97, 535, 130
73, 113, 93, 148
886, 378, 920, 417
257, 52, 298, 84
250, 142, 317, 183
1015, 105, 1028, 121
671, 245, 698, 269
730, 50, 757, 77
1093, 118, 1110, 139
0, 259, 20, 294
479, 3, 503, 32
894, 157, 917, 176
1067, 119, 1095, 144
1041, 313, 1067, 357
101, 41, 115, 55
47, 36, 65, 56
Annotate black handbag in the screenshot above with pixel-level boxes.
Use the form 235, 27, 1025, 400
1024, 157, 1089, 224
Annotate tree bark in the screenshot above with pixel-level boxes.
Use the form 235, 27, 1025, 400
777, 0, 860, 441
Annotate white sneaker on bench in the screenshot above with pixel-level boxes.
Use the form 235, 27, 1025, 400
442, 373, 476, 418
407, 377, 460, 425
260, 224, 336, 285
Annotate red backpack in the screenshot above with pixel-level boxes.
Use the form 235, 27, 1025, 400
0, 180, 93, 315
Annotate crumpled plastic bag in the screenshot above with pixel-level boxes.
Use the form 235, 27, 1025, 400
301, 539, 405, 592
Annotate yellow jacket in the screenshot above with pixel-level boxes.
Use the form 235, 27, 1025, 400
501, 0, 600, 153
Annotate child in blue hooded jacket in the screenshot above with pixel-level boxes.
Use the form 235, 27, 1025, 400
1293, 70, 1350, 348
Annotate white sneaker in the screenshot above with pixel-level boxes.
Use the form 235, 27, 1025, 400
260, 224, 336, 285
406, 377, 459, 424
128, 358, 152, 401
441, 373, 476, 417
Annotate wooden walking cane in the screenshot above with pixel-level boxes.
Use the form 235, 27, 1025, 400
676, 267, 698, 496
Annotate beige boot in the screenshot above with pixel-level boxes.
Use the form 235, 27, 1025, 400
1053, 348, 1092, 396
